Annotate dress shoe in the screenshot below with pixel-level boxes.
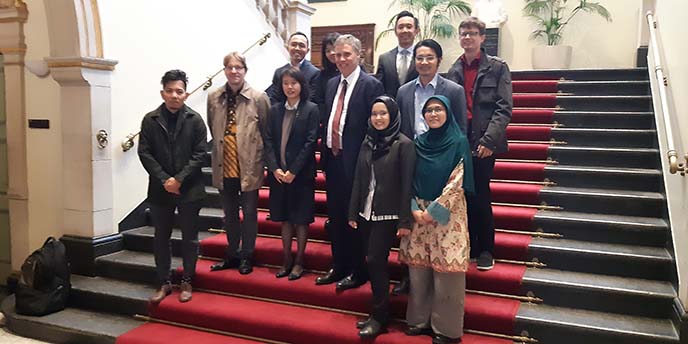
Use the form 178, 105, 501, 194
238, 258, 253, 275
405, 325, 433, 336
149, 283, 172, 304
210, 258, 240, 272
288, 265, 304, 281
477, 251, 494, 271
355, 317, 371, 329
315, 269, 343, 285
336, 275, 367, 291
432, 333, 461, 344
358, 319, 386, 338
178, 281, 192, 303
275, 265, 292, 278
391, 276, 410, 295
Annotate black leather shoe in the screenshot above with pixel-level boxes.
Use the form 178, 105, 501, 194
336, 274, 366, 291
275, 265, 291, 278
355, 317, 371, 329
391, 276, 410, 295
238, 259, 253, 275
432, 333, 461, 344
358, 319, 386, 338
405, 325, 433, 336
315, 269, 343, 285
210, 258, 240, 272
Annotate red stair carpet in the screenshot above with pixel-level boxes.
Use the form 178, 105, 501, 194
117, 77, 561, 343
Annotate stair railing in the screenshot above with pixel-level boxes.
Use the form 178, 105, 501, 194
121, 33, 271, 152
646, 11, 687, 176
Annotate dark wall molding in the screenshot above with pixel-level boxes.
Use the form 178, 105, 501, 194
60, 233, 123, 276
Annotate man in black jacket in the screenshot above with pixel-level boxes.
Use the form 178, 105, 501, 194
138, 70, 208, 303
446, 17, 512, 271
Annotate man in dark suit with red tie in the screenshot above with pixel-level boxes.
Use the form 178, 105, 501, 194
375, 11, 420, 98
316, 34, 384, 290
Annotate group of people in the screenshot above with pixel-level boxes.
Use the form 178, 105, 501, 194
138, 11, 512, 344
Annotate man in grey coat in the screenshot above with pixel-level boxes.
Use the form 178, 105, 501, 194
374, 10, 420, 98
397, 39, 467, 140
446, 17, 512, 271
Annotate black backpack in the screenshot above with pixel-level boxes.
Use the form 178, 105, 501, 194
15, 237, 71, 316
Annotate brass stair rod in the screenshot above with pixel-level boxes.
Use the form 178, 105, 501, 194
121, 33, 272, 152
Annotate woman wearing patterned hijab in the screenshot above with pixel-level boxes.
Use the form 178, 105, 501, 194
348, 95, 416, 338
399, 95, 474, 344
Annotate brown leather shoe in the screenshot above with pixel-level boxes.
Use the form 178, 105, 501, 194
149, 284, 172, 304
179, 281, 192, 303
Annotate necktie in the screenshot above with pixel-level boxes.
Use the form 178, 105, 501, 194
398, 50, 409, 84
331, 79, 348, 156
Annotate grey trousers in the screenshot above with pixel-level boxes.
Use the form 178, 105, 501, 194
221, 178, 259, 259
406, 266, 465, 339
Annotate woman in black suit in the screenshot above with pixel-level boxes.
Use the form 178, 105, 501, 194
348, 96, 416, 338
264, 67, 320, 280
315, 32, 341, 111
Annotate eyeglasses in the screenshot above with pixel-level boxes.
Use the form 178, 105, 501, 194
459, 31, 480, 38
415, 55, 437, 63
225, 65, 245, 72
424, 107, 445, 115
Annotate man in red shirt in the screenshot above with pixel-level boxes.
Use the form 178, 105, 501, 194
446, 17, 513, 271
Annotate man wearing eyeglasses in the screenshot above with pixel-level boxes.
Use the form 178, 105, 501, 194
446, 17, 513, 271
266, 32, 320, 105
207, 52, 271, 275
397, 39, 467, 140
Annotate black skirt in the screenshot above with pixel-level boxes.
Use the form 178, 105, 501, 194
267, 173, 315, 225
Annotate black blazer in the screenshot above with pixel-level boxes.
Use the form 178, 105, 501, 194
348, 134, 416, 230
321, 71, 384, 182
374, 47, 418, 98
267, 60, 321, 105
263, 100, 320, 182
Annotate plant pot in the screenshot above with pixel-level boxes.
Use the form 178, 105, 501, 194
531, 45, 572, 69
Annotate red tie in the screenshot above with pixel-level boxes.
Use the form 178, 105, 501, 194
331, 79, 348, 156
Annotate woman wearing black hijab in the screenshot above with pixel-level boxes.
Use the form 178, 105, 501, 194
348, 95, 416, 338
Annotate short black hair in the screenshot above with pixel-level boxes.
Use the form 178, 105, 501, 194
395, 10, 419, 29
161, 69, 188, 90
289, 31, 310, 48
414, 39, 443, 60
277, 67, 309, 102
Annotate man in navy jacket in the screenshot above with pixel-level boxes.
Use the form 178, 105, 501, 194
317, 34, 384, 290
267, 32, 320, 104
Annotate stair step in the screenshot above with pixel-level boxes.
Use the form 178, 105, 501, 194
539, 186, 665, 217
532, 211, 669, 247
557, 80, 650, 96
548, 145, 660, 169
70, 275, 152, 316
511, 68, 649, 81
522, 268, 676, 318
118, 323, 262, 344
515, 303, 678, 344
97, 250, 181, 285
544, 165, 662, 192
0, 295, 141, 344
551, 127, 657, 148
527, 238, 673, 280
557, 95, 652, 112
553, 111, 654, 129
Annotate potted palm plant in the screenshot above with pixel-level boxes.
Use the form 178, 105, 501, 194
524, 0, 612, 69
376, 0, 472, 48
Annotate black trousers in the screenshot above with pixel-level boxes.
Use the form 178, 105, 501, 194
467, 155, 496, 257
360, 219, 397, 324
150, 200, 202, 286
324, 153, 366, 278
220, 178, 259, 260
